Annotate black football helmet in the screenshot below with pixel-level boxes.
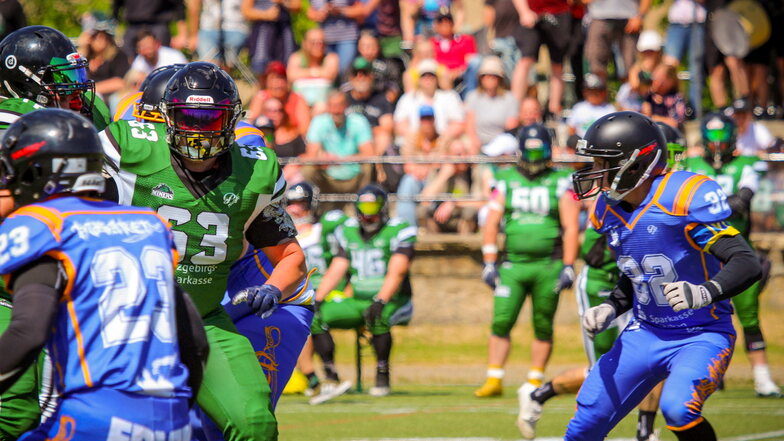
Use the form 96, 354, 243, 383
572, 111, 667, 203
700, 112, 737, 170
160, 62, 243, 160
514, 123, 552, 178
0, 26, 94, 114
286, 182, 318, 210
655, 121, 686, 171
355, 184, 389, 234
0, 109, 104, 206
134, 64, 185, 123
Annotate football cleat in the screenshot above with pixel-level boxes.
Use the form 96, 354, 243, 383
517, 382, 542, 440
474, 377, 503, 398
369, 371, 391, 397
755, 378, 782, 398
308, 380, 352, 405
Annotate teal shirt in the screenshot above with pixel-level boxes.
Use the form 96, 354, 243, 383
306, 113, 372, 180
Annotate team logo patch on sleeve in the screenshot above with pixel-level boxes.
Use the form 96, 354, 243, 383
151, 183, 175, 200
223, 192, 239, 207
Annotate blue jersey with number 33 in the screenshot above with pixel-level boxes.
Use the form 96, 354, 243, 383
591, 170, 740, 334
0, 196, 191, 399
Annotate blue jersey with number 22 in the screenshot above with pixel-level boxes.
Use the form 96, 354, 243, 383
0, 196, 191, 399
591, 170, 740, 334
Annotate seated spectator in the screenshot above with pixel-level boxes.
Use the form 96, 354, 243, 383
403, 40, 450, 92
303, 91, 374, 199
430, 10, 477, 89
400, 0, 464, 49
642, 63, 686, 128
418, 139, 478, 233
129, 30, 187, 77
518, 96, 544, 126
616, 70, 652, 112
80, 14, 130, 105
394, 59, 465, 146
397, 105, 447, 227
567, 74, 616, 137
628, 30, 662, 88
356, 0, 402, 58
248, 60, 311, 136
188, 0, 249, 69
465, 56, 518, 154
287, 28, 340, 108
307, 0, 363, 74
256, 96, 308, 182
733, 98, 777, 157
354, 31, 404, 102
242, 0, 299, 74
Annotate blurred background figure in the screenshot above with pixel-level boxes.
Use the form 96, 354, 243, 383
187, 0, 250, 70
287, 28, 340, 110
307, 0, 364, 74
662, 0, 706, 118
0, 0, 25, 41
242, 0, 299, 75
79, 11, 129, 111
583, 0, 649, 83
113, 0, 186, 58
248, 60, 311, 137
128, 29, 187, 78
465, 56, 518, 154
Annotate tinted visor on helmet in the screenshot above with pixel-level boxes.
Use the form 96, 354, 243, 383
46, 54, 91, 94
357, 198, 384, 216
521, 138, 548, 162
170, 105, 232, 160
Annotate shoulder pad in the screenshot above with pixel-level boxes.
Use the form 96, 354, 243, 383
323, 210, 347, 222
344, 217, 359, 227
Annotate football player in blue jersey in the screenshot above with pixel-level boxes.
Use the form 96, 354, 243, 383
568, 111, 762, 441
0, 109, 209, 440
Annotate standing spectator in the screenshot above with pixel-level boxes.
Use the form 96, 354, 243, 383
511, 0, 571, 117
400, 0, 464, 49
303, 91, 374, 196
567, 74, 616, 138
355, 31, 404, 103
733, 98, 777, 157
642, 63, 687, 128
662, 0, 706, 117
358, 0, 402, 57
113, 0, 186, 58
128, 30, 188, 76
0, 0, 25, 41
187, 0, 249, 69
242, 0, 299, 74
704, 0, 749, 109
583, 0, 650, 82
394, 59, 465, 145
616, 30, 660, 112
431, 10, 477, 89
465, 56, 518, 153
287, 28, 340, 109
80, 14, 130, 105
248, 60, 311, 136
484, 0, 521, 79
345, 57, 394, 156
308, 0, 363, 74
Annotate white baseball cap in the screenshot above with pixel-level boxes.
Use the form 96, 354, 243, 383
637, 30, 663, 52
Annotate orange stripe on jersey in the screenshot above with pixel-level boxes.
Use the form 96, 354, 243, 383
45, 250, 93, 388
113, 91, 142, 122
282, 267, 317, 304
683, 223, 710, 281
252, 250, 272, 279
235, 127, 263, 138
673, 175, 709, 216
10, 205, 65, 242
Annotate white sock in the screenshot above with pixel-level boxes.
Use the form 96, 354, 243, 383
754, 364, 773, 383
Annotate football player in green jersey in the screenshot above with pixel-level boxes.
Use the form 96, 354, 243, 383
684, 112, 779, 397
101, 62, 307, 440
0, 26, 111, 131
477, 123, 581, 399
311, 185, 416, 400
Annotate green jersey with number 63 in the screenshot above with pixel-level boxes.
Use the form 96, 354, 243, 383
336, 217, 416, 300
100, 119, 286, 315
684, 155, 765, 236
493, 167, 572, 262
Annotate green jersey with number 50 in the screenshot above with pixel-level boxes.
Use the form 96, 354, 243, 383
684, 155, 765, 236
100, 119, 286, 315
493, 167, 572, 262
336, 217, 416, 300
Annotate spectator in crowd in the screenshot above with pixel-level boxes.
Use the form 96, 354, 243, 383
113, 0, 186, 58
128, 30, 188, 76
616, 30, 660, 112
642, 63, 686, 128
732, 98, 777, 157
287, 28, 340, 109
345, 57, 394, 157
241, 0, 299, 74
403, 40, 450, 92
566, 1, 586, 99
662, 0, 706, 117
308, 0, 363, 74
397, 105, 446, 227
567, 74, 616, 138
357, 0, 402, 57
484, 0, 521, 79
354, 31, 404, 103
186, 0, 249, 69
431, 10, 477, 90
248, 60, 311, 136
0, 0, 26, 41
80, 13, 130, 105
304, 91, 374, 197
704, 0, 749, 109
394, 59, 465, 146
257, 96, 308, 182
465, 56, 518, 153
511, 0, 570, 117
584, 0, 650, 82
518, 96, 544, 126
615, 70, 652, 112
400, 0, 464, 50
743, 0, 781, 118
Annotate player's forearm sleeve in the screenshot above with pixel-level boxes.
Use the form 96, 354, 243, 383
174, 283, 209, 404
602, 274, 634, 315
727, 187, 753, 218
703, 234, 761, 302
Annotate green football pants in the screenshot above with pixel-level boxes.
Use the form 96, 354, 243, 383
311, 295, 413, 335
492, 260, 562, 340
574, 266, 628, 366
198, 308, 277, 441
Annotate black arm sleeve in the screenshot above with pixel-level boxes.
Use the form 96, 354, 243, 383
702, 234, 762, 302
0, 258, 61, 394
727, 187, 754, 219
102, 175, 120, 203
245, 203, 298, 249
174, 283, 209, 406
602, 274, 635, 316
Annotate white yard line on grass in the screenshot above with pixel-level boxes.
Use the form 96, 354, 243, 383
725, 430, 784, 441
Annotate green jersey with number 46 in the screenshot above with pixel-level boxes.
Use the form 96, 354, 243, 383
100, 119, 286, 315
336, 217, 416, 300
493, 167, 572, 262
684, 155, 765, 236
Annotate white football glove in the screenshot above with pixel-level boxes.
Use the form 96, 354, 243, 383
663, 281, 714, 312
582, 304, 616, 339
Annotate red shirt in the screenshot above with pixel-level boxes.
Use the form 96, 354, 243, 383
528, 0, 569, 15
431, 34, 477, 71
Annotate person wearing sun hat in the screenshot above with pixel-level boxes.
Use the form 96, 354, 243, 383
465, 55, 518, 154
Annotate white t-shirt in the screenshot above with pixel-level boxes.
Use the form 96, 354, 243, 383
736, 122, 775, 156
667, 0, 706, 25
394, 90, 465, 135
130, 46, 188, 75
567, 101, 616, 138
201, 0, 249, 33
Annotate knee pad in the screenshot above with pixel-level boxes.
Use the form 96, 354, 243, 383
743, 328, 766, 352
491, 321, 513, 338
660, 397, 700, 431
